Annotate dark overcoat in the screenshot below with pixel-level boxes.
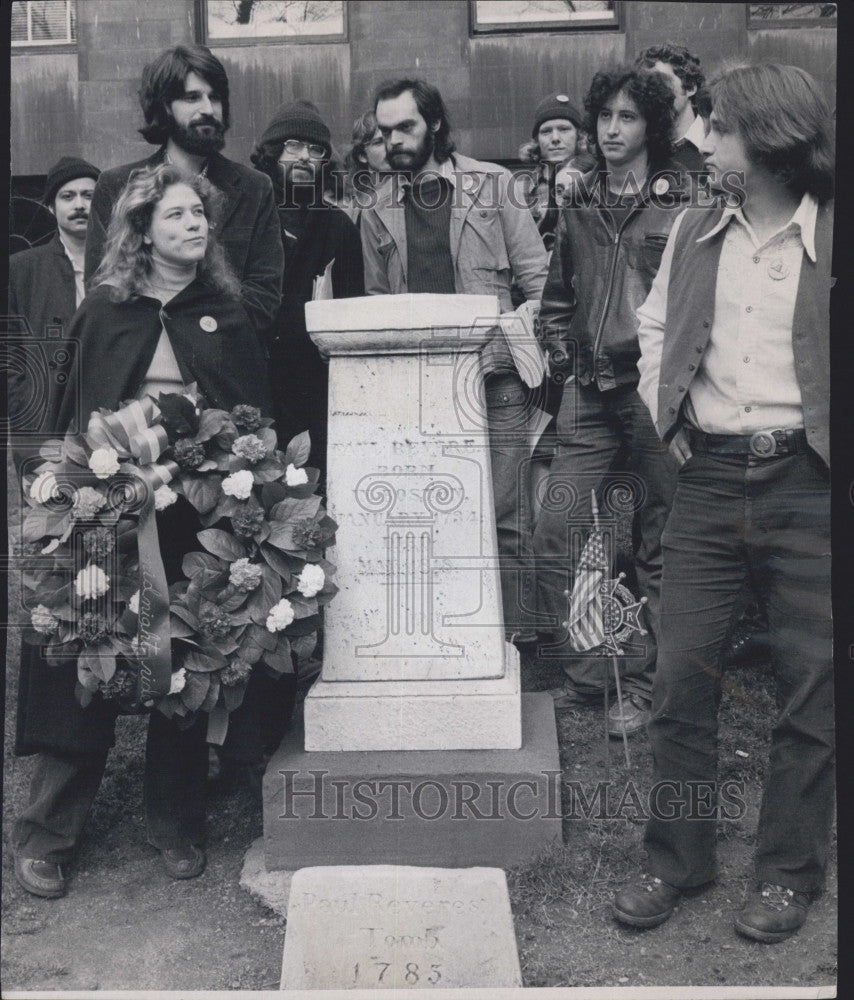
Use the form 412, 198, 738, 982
84, 150, 284, 336
16, 278, 274, 756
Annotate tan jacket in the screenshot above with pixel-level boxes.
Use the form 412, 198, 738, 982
360, 153, 548, 372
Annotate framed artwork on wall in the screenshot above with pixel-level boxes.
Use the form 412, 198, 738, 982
470, 0, 621, 35
200, 0, 347, 45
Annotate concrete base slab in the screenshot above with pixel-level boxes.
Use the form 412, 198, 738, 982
304, 642, 521, 751
239, 837, 293, 916
263, 692, 561, 870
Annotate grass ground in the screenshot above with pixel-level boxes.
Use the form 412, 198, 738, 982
2, 459, 837, 992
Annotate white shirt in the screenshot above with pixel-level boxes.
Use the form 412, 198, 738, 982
636, 192, 818, 435
678, 114, 707, 150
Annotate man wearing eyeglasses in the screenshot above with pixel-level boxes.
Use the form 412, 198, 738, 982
249, 99, 365, 480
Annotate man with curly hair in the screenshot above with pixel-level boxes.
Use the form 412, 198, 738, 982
532, 65, 689, 732
636, 42, 707, 175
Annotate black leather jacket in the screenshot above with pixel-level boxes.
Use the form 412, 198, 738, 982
538, 163, 691, 392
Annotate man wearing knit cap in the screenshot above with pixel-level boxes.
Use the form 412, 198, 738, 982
9, 157, 100, 430
219, 100, 364, 768
521, 93, 595, 251
84, 44, 283, 336
249, 99, 364, 479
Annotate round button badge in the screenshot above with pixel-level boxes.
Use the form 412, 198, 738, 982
199, 315, 218, 333
652, 178, 670, 196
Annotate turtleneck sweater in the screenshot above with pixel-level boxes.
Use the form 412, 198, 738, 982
136, 252, 197, 400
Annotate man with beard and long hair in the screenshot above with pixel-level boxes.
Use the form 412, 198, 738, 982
360, 78, 548, 647
83, 45, 283, 336
250, 100, 364, 480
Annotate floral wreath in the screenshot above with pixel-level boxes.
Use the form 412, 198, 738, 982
21, 387, 337, 743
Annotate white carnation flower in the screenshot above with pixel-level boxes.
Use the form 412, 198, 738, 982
169, 667, 187, 695
88, 447, 121, 479
74, 564, 110, 600
266, 598, 295, 632
31, 604, 60, 634
30, 470, 59, 505
128, 590, 140, 614
297, 563, 325, 598
222, 469, 255, 500
153, 484, 178, 510
285, 463, 309, 486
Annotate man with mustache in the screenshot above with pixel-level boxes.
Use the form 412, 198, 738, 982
84, 45, 283, 336
360, 78, 548, 648
9, 156, 100, 425
249, 100, 364, 480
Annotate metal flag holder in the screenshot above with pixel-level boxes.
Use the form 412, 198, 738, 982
563, 491, 649, 774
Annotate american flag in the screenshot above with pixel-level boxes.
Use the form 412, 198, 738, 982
566, 527, 607, 652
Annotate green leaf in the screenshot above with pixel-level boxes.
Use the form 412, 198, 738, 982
199, 674, 220, 713
22, 508, 69, 542
249, 622, 277, 651
263, 647, 295, 675
182, 646, 227, 672
246, 565, 282, 625
182, 551, 222, 578
181, 473, 223, 514
238, 631, 265, 664
181, 670, 210, 711
316, 582, 339, 606
195, 409, 229, 443
256, 427, 277, 452
260, 482, 288, 510
250, 454, 286, 483
284, 431, 311, 467
197, 529, 247, 562
288, 595, 318, 619
75, 681, 94, 708
170, 604, 200, 630
63, 436, 91, 467
169, 615, 196, 639
270, 495, 322, 524
78, 649, 116, 684
259, 544, 296, 585
221, 682, 247, 712
290, 633, 317, 662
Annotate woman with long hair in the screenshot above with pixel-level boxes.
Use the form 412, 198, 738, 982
343, 110, 390, 223
12, 163, 274, 898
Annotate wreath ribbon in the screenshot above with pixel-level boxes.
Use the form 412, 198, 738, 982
87, 399, 179, 705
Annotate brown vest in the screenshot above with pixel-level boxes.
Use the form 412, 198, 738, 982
657, 201, 833, 468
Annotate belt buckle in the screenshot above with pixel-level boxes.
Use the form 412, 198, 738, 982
749, 430, 778, 458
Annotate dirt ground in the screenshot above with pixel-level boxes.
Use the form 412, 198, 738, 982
1, 633, 838, 993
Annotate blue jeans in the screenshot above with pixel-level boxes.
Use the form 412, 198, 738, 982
484, 372, 537, 639
532, 380, 677, 699
643, 450, 833, 892
12, 710, 208, 861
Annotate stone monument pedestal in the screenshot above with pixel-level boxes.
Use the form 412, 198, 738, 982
262, 294, 562, 867
264, 692, 561, 870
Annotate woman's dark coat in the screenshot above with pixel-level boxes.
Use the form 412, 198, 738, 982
16, 278, 274, 756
